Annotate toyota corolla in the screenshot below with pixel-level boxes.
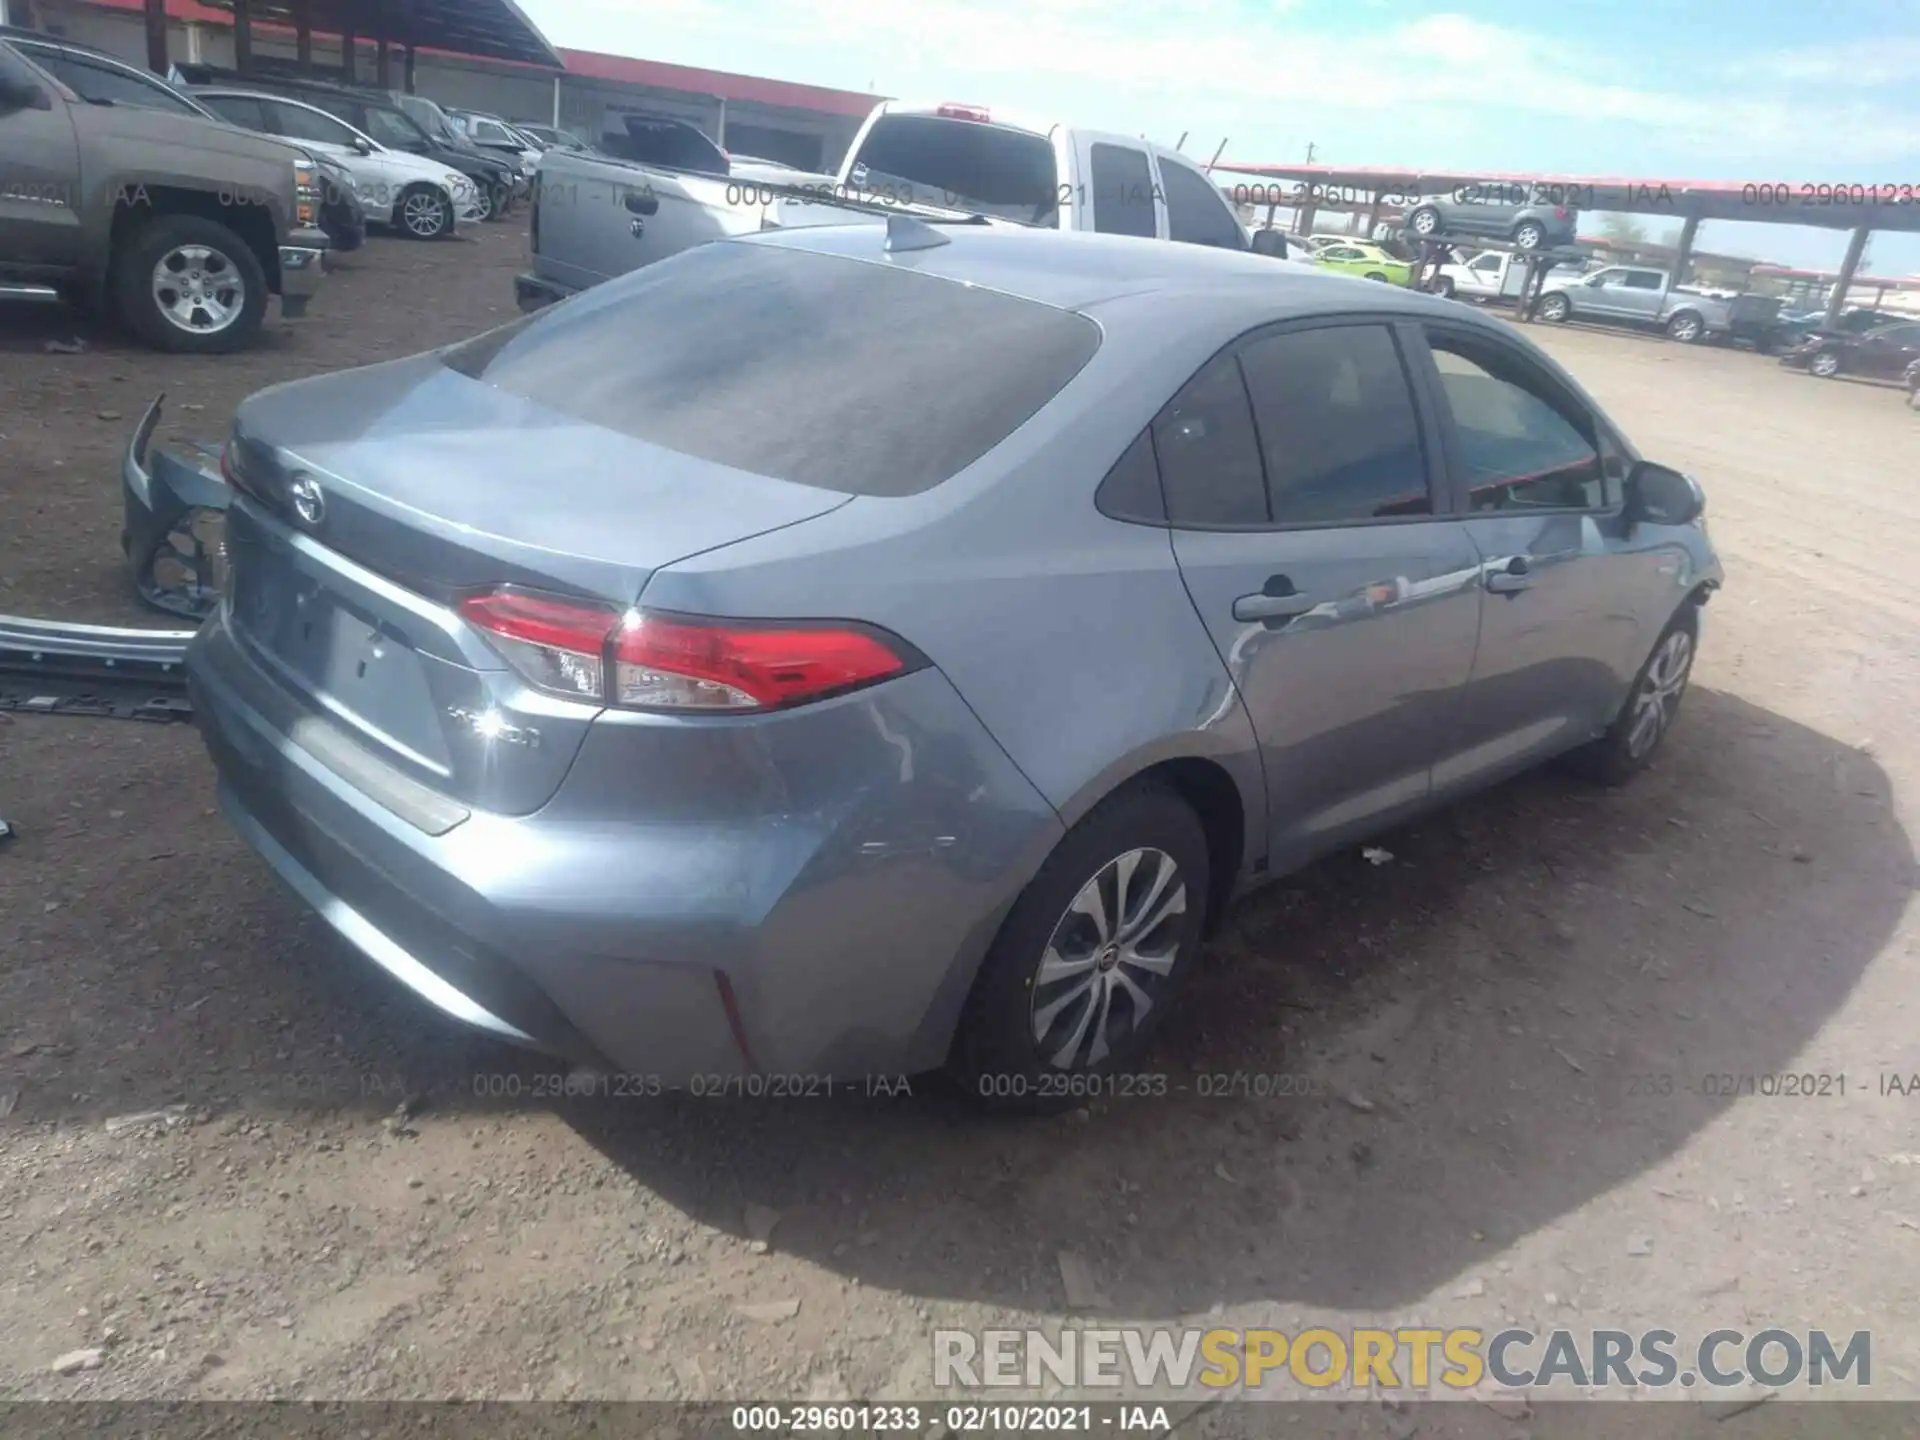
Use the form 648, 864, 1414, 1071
187, 219, 1721, 1107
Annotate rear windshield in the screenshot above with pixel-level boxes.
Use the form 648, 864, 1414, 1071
440, 242, 1101, 496
851, 114, 1059, 222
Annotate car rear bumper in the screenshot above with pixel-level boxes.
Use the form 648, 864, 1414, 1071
514, 271, 576, 312
187, 606, 1062, 1084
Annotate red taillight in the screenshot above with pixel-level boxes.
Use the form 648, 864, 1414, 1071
456, 588, 917, 713
1555, 207, 1569, 219
935, 102, 990, 122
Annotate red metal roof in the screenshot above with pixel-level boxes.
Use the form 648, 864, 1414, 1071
557, 48, 876, 118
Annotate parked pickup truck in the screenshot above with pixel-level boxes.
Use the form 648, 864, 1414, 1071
1427, 247, 1588, 304
517, 98, 1291, 310
1533, 263, 1731, 344
0, 34, 329, 352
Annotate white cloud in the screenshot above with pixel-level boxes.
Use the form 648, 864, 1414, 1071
529, 1, 1920, 170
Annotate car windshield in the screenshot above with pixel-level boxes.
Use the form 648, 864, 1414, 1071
849, 114, 1058, 223
438, 241, 1101, 496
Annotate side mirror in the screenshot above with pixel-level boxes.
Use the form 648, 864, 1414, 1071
1249, 228, 1288, 258
622, 187, 659, 216
351, 135, 375, 155
1625, 461, 1703, 528
0, 74, 48, 112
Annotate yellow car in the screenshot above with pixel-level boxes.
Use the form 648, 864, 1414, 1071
1306, 242, 1412, 286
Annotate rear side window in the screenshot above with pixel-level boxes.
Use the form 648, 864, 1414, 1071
1237, 325, 1430, 524
1089, 143, 1157, 238
1151, 354, 1267, 526
264, 99, 356, 146
440, 243, 1100, 497
852, 114, 1058, 222
1160, 160, 1244, 249
199, 93, 270, 131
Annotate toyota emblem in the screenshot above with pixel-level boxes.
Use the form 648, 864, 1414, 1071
289, 473, 326, 527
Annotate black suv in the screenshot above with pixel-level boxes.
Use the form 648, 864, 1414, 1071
170, 63, 516, 220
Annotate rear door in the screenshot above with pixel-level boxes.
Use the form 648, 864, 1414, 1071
1613, 268, 1668, 322
1075, 133, 1163, 240
1853, 322, 1920, 379
1155, 151, 1247, 250
1406, 320, 1654, 792
1159, 319, 1484, 873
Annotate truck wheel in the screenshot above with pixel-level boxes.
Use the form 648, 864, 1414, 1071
1538, 292, 1571, 322
112, 214, 267, 355
398, 185, 453, 240
1665, 311, 1705, 343
1429, 275, 1456, 298
1512, 220, 1546, 250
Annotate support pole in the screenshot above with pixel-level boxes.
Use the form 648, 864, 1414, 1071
143, 0, 168, 75
403, 44, 416, 93
1672, 215, 1700, 287
232, 0, 252, 74
294, 0, 311, 64
552, 74, 561, 127
1825, 224, 1870, 330
1364, 189, 1383, 243
715, 95, 727, 148
341, 21, 357, 82
375, 36, 391, 89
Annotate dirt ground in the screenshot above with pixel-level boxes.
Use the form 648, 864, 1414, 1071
3, 221, 1919, 1426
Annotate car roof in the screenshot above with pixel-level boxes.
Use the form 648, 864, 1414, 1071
745, 223, 1476, 329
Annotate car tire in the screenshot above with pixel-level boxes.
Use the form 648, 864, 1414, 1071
111, 213, 268, 355
1364, 270, 1390, 283
468, 182, 494, 222
1513, 220, 1546, 250
1561, 603, 1700, 787
1408, 206, 1442, 238
1429, 275, 1456, 299
397, 185, 453, 240
483, 183, 512, 221
1538, 292, 1571, 322
1665, 310, 1705, 343
1809, 350, 1842, 378
951, 781, 1211, 1113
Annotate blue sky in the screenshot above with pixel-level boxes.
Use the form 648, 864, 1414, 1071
520, 0, 1920, 275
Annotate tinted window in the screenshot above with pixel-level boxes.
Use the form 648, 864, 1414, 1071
199, 93, 269, 131
851, 114, 1057, 222
440, 243, 1099, 497
359, 105, 423, 148
1238, 326, 1430, 525
1427, 334, 1606, 510
29, 51, 200, 114
263, 99, 356, 145
1622, 271, 1664, 290
1095, 431, 1166, 523
1160, 159, 1243, 249
1151, 355, 1267, 526
600, 117, 726, 175
1089, 143, 1157, 238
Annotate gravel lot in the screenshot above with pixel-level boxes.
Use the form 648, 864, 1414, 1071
3, 221, 1918, 1424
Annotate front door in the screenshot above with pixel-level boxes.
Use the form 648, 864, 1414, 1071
1853, 322, 1920, 379
1407, 321, 1658, 794
1159, 320, 1484, 874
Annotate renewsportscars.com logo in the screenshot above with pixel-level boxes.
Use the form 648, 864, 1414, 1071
934, 1326, 1871, 1393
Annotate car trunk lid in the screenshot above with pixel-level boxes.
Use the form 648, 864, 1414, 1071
222, 353, 852, 815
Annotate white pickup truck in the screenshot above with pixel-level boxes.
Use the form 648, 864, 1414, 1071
516, 99, 1292, 310
1427, 247, 1588, 304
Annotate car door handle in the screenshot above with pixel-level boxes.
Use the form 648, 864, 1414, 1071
1485, 556, 1532, 595
1233, 577, 1315, 624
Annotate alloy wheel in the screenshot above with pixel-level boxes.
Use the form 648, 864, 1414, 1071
1028, 847, 1187, 1071
1626, 629, 1693, 760
404, 191, 449, 237
151, 245, 243, 336
1810, 351, 1841, 378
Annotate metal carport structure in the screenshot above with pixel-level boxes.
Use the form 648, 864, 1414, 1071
1216, 161, 1920, 330
126, 0, 559, 89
